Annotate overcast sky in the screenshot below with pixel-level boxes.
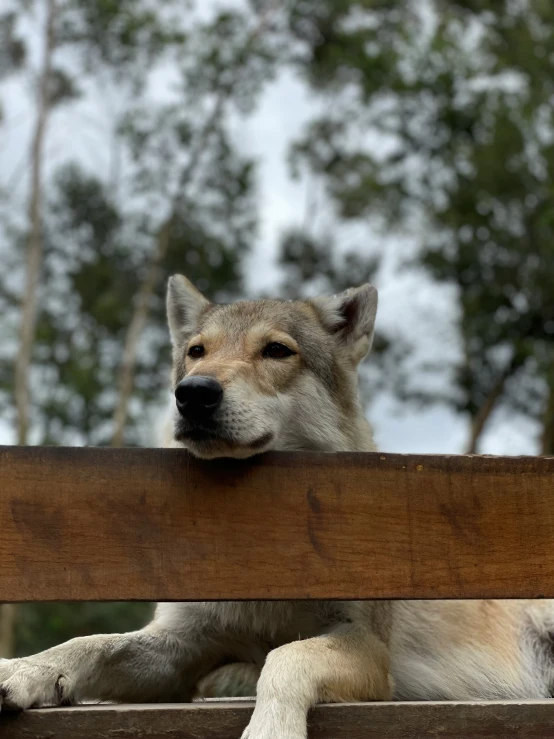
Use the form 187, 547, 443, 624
0, 1, 539, 455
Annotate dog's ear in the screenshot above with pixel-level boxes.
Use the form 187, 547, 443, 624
311, 284, 378, 363
166, 274, 211, 345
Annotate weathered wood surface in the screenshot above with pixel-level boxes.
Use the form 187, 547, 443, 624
1, 445, 554, 601
3, 701, 554, 738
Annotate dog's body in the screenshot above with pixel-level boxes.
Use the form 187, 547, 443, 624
1, 276, 554, 738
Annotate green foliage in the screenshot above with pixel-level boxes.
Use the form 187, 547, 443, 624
0, 0, 268, 448
278, 229, 380, 297
58, 0, 187, 88
281, 0, 554, 448
0, 9, 26, 121
0, 11, 26, 78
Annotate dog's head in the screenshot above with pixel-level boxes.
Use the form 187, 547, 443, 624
166, 275, 378, 458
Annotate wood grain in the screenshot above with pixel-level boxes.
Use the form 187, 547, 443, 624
3, 701, 554, 738
1, 446, 554, 601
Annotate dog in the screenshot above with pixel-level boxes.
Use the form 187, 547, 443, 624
1, 275, 554, 739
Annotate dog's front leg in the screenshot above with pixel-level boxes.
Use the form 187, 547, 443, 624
0, 625, 202, 710
241, 624, 392, 739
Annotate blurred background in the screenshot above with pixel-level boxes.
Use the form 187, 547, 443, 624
1, 0, 553, 656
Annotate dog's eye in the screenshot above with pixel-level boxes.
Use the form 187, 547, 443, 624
263, 342, 296, 359
188, 345, 205, 359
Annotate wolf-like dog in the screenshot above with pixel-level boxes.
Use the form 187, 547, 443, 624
1, 275, 554, 739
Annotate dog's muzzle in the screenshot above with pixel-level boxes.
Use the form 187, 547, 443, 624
175, 376, 223, 422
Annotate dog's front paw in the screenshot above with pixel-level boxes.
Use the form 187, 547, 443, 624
240, 703, 306, 739
0, 659, 73, 711
241, 725, 305, 739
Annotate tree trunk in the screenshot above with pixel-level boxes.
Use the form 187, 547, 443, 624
0, 604, 16, 658
109, 7, 278, 447
14, 0, 57, 447
7, 0, 57, 661
109, 97, 226, 447
465, 359, 521, 454
110, 219, 172, 447
540, 371, 554, 456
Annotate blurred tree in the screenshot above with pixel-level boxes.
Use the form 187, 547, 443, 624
0, 0, 58, 660
0, 8, 26, 121
0, 0, 188, 656
0, 5, 32, 659
110, 6, 279, 445
276, 0, 554, 453
278, 229, 379, 298
15, 0, 56, 449
0, 2, 277, 655
31, 141, 255, 448
0, 0, 190, 656
1, 0, 188, 445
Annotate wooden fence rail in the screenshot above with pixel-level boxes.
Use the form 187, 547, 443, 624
0, 446, 553, 601
1, 445, 554, 737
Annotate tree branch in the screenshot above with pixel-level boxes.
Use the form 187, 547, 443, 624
109, 5, 278, 447
465, 356, 523, 454
540, 366, 554, 456
109, 91, 228, 448
14, 0, 56, 446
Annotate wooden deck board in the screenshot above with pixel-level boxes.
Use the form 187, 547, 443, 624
2, 701, 554, 738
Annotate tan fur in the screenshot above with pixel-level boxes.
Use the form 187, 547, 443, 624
184, 325, 302, 396
1, 276, 553, 739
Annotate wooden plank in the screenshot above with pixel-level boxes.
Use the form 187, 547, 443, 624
3, 701, 554, 738
1, 446, 554, 601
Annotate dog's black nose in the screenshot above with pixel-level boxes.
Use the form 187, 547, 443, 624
175, 376, 223, 418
